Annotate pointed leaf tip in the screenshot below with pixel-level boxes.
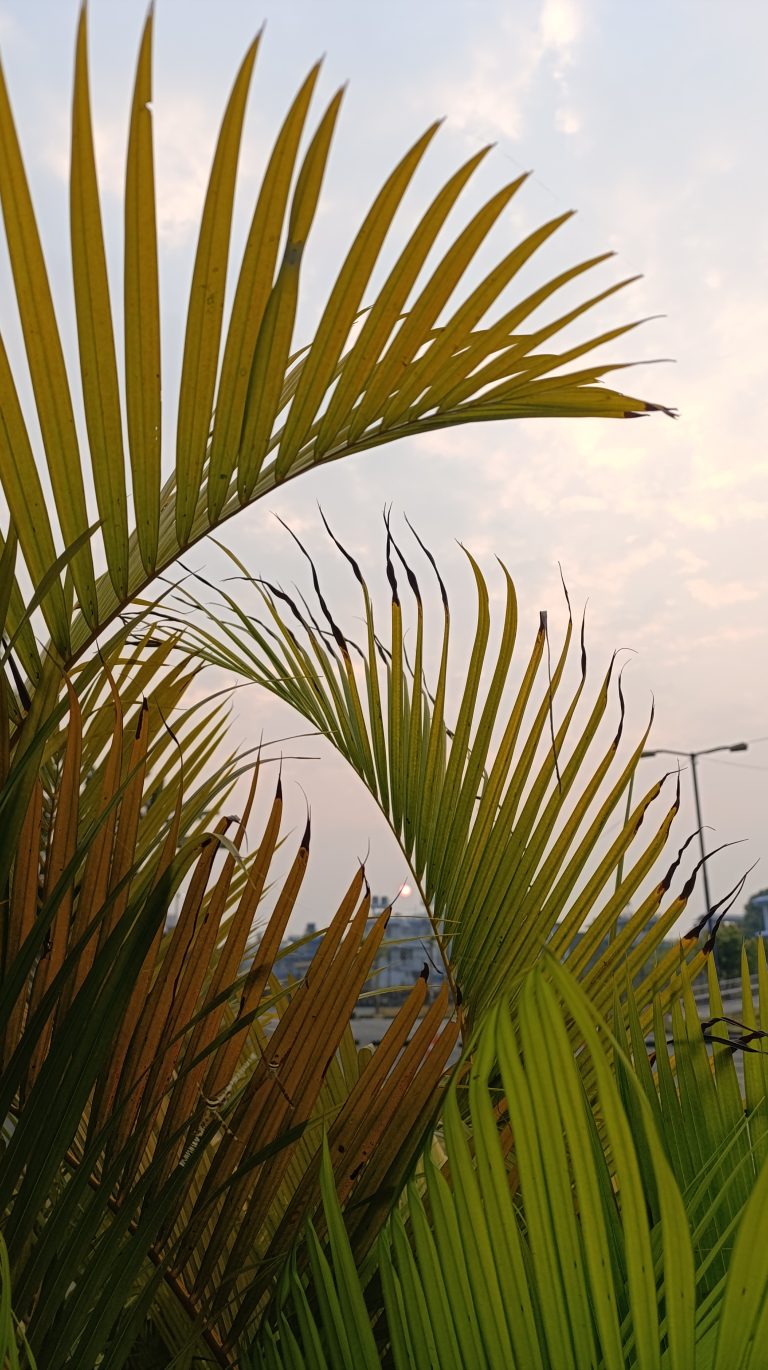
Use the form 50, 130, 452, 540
135, 697, 149, 737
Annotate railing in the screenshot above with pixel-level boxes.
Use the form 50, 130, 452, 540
692, 975, 759, 1007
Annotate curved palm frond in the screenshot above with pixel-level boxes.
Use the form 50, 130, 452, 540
0, 10, 671, 671
615, 950, 768, 1308
0, 652, 457, 1366
180, 522, 718, 1025
253, 957, 768, 1370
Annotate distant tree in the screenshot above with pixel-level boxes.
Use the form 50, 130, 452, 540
714, 923, 744, 980
745, 938, 760, 974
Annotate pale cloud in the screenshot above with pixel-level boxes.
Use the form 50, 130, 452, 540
540, 0, 584, 56
594, 538, 669, 583
672, 507, 720, 531
686, 578, 761, 608
559, 493, 606, 510
675, 548, 708, 577
153, 95, 218, 247
418, 0, 587, 144
42, 109, 128, 202
440, 50, 530, 143
693, 622, 765, 647
555, 107, 582, 135
40, 86, 244, 250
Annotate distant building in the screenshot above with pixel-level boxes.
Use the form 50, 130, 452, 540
368, 909, 445, 1002
271, 901, 663, 1000
275, 921, 323, 982
750, 894, 768, 937
274, 897, 445, 1004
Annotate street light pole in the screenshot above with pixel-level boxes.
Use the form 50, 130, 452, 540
688, 752, 713, 934
640, 741, 748, 934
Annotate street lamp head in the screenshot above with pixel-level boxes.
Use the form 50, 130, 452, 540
640, 741, 747, 760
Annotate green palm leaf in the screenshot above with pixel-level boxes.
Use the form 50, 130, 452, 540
0, 1235, 36, 1370
71, 9, 129, 600
124, 10, 161, 577
0, 13, 671, 676
254, 958, 768, 1370
180, 523, 709, 1026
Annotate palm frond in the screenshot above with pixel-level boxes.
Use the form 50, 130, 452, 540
0, 12, 671, 673
180, 523, 711, 1026
0, 648, 456, 1364
253, 958, 768, 1370
0, 1235, 36, 1370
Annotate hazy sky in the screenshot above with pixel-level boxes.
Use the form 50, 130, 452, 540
0, 0, 766, 932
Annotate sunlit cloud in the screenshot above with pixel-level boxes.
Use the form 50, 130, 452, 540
42, 89, 228, 248
686, 578, 762, 608
540, 0, 585, 54
413, 0, 587, 144
555, 106, 583, 135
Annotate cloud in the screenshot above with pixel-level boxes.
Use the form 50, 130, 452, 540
39, 82, 267, 251
540, 0, 584, 55
153, 96, 218, 248
416, 0, 587, 145
555, 107, 582, 135
558, 493, 605, 513
686, 578, 762, 608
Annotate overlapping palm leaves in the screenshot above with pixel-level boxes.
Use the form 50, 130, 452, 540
254, 958, 768, 1370
0, 579, 458, 1358
0, 1235, 36, 1370
4, 9, 745, 1368
0, 641, 458, 1365
181, 519, 729, 1032
0, 9, 670, 674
